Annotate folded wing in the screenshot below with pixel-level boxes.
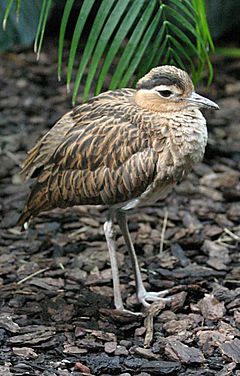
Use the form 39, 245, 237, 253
18, 90, 161, 225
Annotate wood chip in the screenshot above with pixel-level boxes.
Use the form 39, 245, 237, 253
144, 300, 165, 348
0, 315, 20, 333
131, 346, 160, 360
220, 339, 240, 363
12, 347, 38, 358
203, 240, 230, 270
63, 345, 88, 354
74, 362, 92, 374
198, 294, 226, 321
104, 341, 117, 354
8, 327, 55, 345
165, 340, 205, 363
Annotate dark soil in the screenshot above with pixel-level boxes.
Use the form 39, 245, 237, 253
0, 42, 240, 376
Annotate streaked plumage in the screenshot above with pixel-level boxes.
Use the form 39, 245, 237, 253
18, 66, 219, 311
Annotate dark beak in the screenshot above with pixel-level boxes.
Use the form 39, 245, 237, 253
185, 92, 219, 110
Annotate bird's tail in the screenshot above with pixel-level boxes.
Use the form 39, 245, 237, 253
17, 182, 52, 230
17, 209, 32, 230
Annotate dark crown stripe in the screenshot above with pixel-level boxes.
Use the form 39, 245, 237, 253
136, 75, 184, 91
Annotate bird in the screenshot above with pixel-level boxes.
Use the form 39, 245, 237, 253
17, 65, 219, 312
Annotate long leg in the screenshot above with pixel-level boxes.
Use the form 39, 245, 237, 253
103, 215, 124, 310
116, 210, 171, 307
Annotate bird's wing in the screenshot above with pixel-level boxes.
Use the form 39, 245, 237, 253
21, 89, 134, 179
18, 90, 165, 224
21, 110, 79, 180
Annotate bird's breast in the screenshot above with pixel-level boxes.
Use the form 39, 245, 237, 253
133, 110, 208, 208
154, 109, 208, 173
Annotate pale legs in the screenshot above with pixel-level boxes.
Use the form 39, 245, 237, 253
103, 210, 171, 310
103, 217, 124, 310
116, 211, 171, 307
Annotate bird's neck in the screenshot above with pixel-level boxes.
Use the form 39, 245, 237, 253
145, 109, 208, 170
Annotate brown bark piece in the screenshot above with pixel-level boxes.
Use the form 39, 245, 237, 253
198, 294, 225, 321
12, 347, 38, 358
220, 339, 240, 363
165, 340, 205, 363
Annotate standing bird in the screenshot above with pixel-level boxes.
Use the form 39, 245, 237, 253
17, 66, 219, 311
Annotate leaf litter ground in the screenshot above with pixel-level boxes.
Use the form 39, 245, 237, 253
0, 44, 240, 376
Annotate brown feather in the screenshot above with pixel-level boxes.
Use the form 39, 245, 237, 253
18, 88, 164, 224
18, 66, 212, 227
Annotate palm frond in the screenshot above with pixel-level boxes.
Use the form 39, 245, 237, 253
119, 8, 162, 88
2, 0, 14, 30
215, 47, 240, 58
82, 0, 130, 100
2, 0, 214, 103
72, 0, 116, 100
70, 0, 214, 102
1, 0, 40, 50
109, 0, 157, 92
192, 0, 214, 84
95, 0, 145, 95
65, 0, 96, 92
58, 0, 75, 81
34, 0, 52, 60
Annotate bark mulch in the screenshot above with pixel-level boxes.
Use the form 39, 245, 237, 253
0, 44, 240, 375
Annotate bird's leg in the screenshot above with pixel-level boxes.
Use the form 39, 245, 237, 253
103, 216, 124, 310
103, 213, 143, 316
116, 211, 171, 307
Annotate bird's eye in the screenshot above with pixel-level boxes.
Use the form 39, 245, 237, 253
158, 90, 172, 98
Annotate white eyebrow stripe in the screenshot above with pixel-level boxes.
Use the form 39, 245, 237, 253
153, 85, 174, 91
153, 84, 182, 95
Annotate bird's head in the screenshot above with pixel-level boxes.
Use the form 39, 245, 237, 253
134, 65, 219, 113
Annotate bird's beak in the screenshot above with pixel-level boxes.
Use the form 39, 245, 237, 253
185, 92, 219, 110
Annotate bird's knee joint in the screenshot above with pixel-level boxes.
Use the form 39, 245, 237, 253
103, 220, 115, 239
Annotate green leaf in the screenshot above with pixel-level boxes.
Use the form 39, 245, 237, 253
169, 49, 185, 70
184, 0, 196, 13
166, 22, 200, 58
83, 0, 130, 100
169, 0, 196, 23
150, 36, 168, 71
34, 0, 46, 53
215, 47, 240, 58
67, 0, 107, 93
165, 4, 198, 39
72, 0, 115, 103
129, 4, 163, 78
191, 0, 214, 84
168, 35, 195, 72
95, 0, 146, 95
206, 55, 213, 85
109, 0, 157, 90
35, 0, 52, 60
1, 0, 41, 51
1, 0, 214, 100
16, 0, 21, 22
193, 0, 214, 50
120, 9, 162, 87
2, 0, 14, 30
58, 0, 75, 81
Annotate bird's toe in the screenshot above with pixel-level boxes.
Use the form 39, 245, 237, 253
138, 290, 172, 307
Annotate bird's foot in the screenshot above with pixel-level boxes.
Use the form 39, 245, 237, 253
138, 289, 172, 307
118, 308, 143, 317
